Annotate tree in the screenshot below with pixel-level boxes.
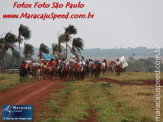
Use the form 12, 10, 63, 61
23, 43, 34, 59
64, 25, 77, 58
38, 43, 49, 60
67, 38, 84, 59
52, 43, 66, 59
0, 32, 19, 67
17, 24, 31, 56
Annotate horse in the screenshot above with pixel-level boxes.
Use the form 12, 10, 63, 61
19, 66, 28, 81
57, 66, 64, 80
101, 65, 106, 75
109, 61, 116, 73
115, 64, 122, 76
85, 64, 90, 76
41, 65, 48, 80
79, 66, 85, 80
62, 66, 68, 81
89, 64, 94, 77
73, 68, 80, 81
68, 65, 74, 80
92, 64, 101, 78
37, 68, 41, 81
31, 66, 37, 79
48, 67, 55, 81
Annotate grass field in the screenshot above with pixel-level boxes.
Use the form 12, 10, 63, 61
102, 72, 163, 81
0, 73, 35, 91
37, 72, 163, 122
0, 72, 162, 121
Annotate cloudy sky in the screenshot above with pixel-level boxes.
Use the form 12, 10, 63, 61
0, 0, 162, 49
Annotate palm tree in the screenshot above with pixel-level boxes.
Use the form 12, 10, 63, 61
17, 24, 31, 56
52, 43, 66, 59
64, 25, 77, 58
23, 43, 34, 59
0, 32, 19, 67
38, 43, 49, 60
67, 38, 84, 59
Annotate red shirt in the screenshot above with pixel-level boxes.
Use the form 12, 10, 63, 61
55, 60, 59, 64
48, 62, 54, 67
74, 63, 79, 68
21, 63, 26, 68
41, 61, 46, 65
110, 61, 114, 66
30, 63, 33, 67
38, 66, 41, 69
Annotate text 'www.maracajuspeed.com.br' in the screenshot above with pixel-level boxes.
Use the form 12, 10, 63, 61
3, 12, 94, 20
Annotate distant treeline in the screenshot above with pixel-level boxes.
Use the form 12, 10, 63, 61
11, 46, 163, 58
126, 57, 163, 72
81, 47, 163, 57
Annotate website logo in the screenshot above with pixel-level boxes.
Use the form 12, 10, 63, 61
2, 105, 33, 121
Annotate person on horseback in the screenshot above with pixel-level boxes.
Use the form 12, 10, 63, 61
116, 59, 122, 76
19, 61, 27, 81
74, 61, 79, 69
79, 63, 85, 80
20, 61, 26, 69
55, 58, 59, 65
101, 60, 106, 74
41, 59, 46, 66
26, 57, 31, 75
102, 61, 106, 67
47, 59, 55, 70
26, 57, 31, 65
109, 60, 115, 72
103, 59, 107, 71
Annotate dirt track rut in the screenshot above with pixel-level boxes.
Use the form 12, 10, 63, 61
0, 79, 63, 122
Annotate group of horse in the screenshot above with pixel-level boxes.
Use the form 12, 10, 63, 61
19, 60, 126, 81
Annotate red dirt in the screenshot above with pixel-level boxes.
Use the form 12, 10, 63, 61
0, 78, 64, 122
89, 77, 163, 85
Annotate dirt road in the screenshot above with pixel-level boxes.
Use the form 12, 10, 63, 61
0, 78, 63, 122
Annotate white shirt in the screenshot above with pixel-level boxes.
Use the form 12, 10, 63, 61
26, 59, 31, 64
116, 61, 121, 65
102, 62, 106, 67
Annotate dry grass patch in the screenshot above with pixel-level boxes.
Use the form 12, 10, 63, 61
104, 72, 163, 81
111, 83, 162, 121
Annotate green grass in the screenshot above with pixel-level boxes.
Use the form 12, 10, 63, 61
102, 72, 163, 81
0, 73, 35, 91
37, 79, 157, 122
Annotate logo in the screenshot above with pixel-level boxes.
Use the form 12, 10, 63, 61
2, 105, 33, 121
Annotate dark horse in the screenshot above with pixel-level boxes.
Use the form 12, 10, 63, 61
115, 64, 122, 76
19, 67, 27, 81
93, 64, 101, 78
73, 68, 80, 81
57, 66, 68, 80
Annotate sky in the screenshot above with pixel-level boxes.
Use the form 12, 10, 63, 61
0, 0, 163, 49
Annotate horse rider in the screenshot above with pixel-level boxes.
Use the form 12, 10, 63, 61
20, 61, 26, 69
47, 59, 55, 71
116, 59, 121, 66
109, 60, 115, 72
55, 58, 59, 65
26, 57, 32, 70
73, 60, 79, 71
102, 60, 106, 66
116, 59, 122, 75
41, 59, 46, 67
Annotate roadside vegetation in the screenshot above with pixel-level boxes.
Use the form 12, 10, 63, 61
0, 73, 35, 91
103, 72, 163, 82
37, 72, 161, 122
